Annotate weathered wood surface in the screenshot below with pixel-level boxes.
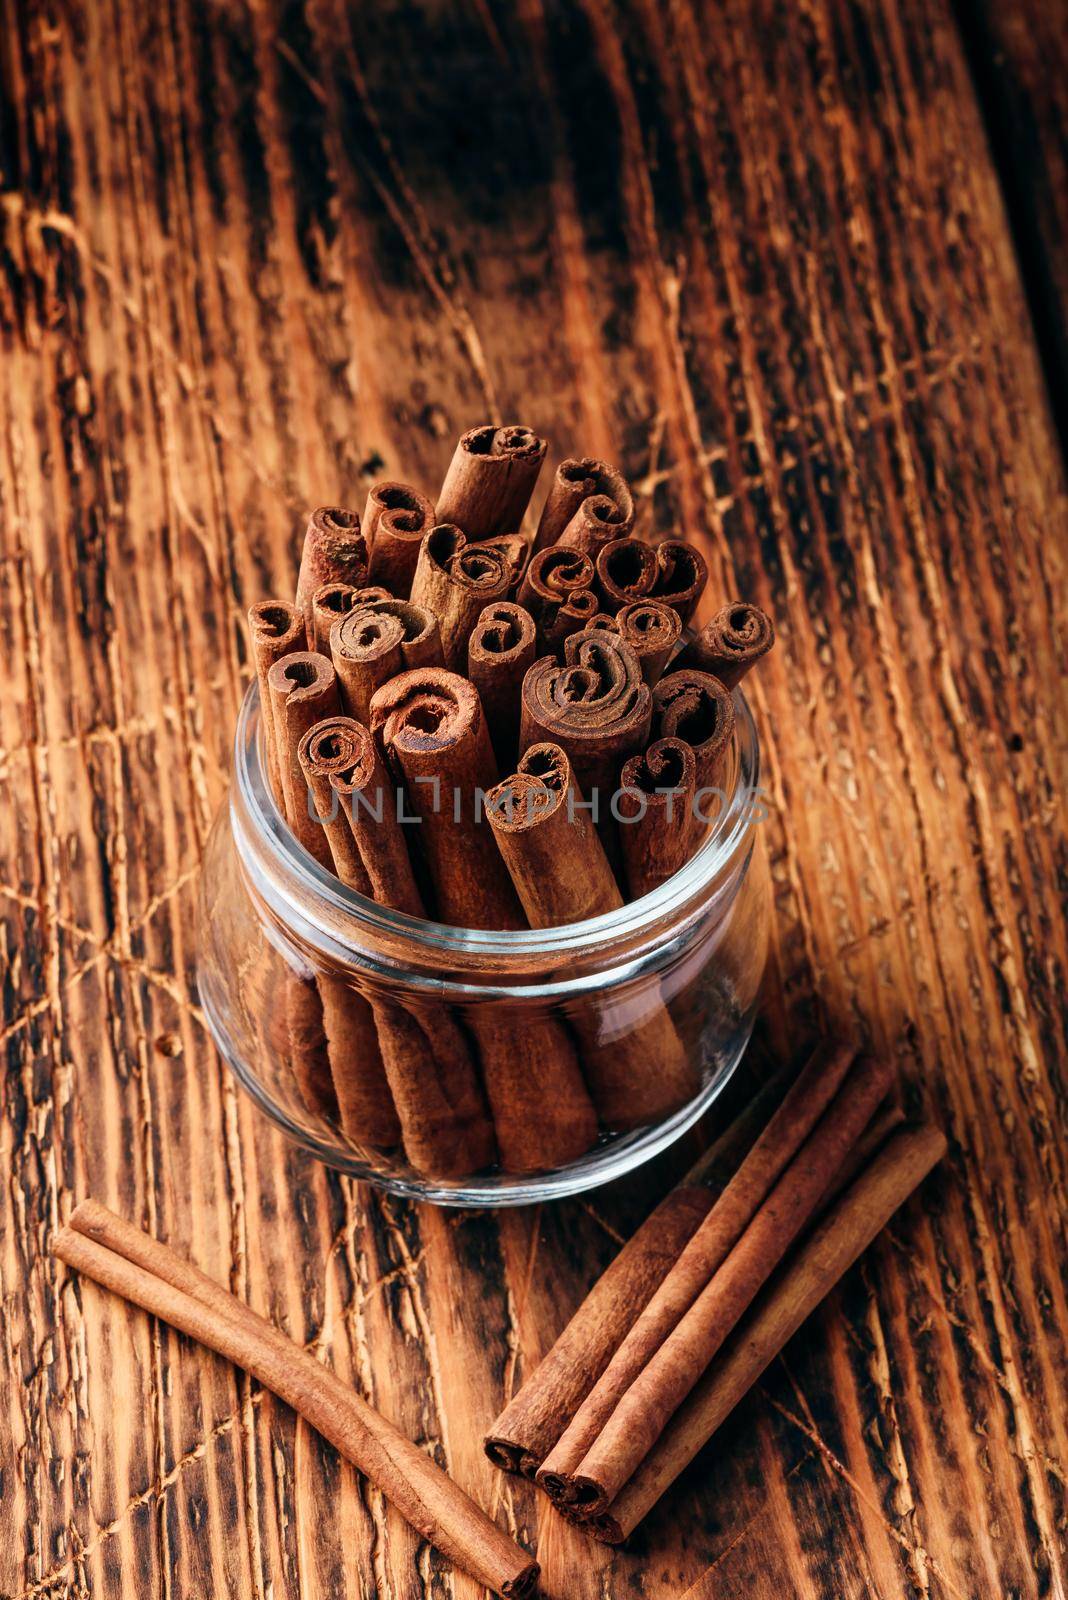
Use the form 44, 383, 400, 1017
1, 1, 1066, 1597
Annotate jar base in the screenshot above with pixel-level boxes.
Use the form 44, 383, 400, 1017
199, 959, 755, 1207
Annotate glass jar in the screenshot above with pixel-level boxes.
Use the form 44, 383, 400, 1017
196, 685, 770, 1206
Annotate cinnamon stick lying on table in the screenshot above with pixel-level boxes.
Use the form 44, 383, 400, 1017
583, 1121, 945, 1543
371, 671, 595, 1172
55, 1201, 538, 1598
410, 525, 510, 670
295, 507, 369, 644
436, 424, 547, 539
247, 600, 307, 805
330, 597, 444, 724
537, 1038, 859, 1500
467, 602, 537, 772
617, 737, 697, 899
483, 1065, 793, 1476
540, 1051, 894, 1513
678, 601, 775, 688
364, 481, 436, 597
652, 669, 735, 792
486, 743, 697, 1128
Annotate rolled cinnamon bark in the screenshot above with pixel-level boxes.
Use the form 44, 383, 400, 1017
467, 602, 537, 771
520, 629, 652, 808
295, 507, 369, 643
588, 602, 681, 687
266, 651, 341, 870
533, 457, 635, 554
541, 589, 601, 654
544, 1052, 894, 1514
330, 597, 444, 724
480, 534, 531, 594
370, 669, 522, 929
299, 717, 423, 916
486, 744, 696, 1128
410, 525, 510, 670
555, 465, 636, 555
309, 582, 360, 655
594, 538, 708, 624
364, 481, 436, 596
436, 424, 547, 538
483, 1066, 793, 1476
247, 600, 307, 805
55, 1202, 538, 1597
537, 1038, 857, 1498
678, 601, 775, 689
297, 715, 492, 1175
652, 669, 735, 793
586, 1121, 946, 1543
517, 546, 595, 646
617, 737, 697, 899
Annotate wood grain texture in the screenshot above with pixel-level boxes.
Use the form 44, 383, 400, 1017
1, 1, 1066, 1597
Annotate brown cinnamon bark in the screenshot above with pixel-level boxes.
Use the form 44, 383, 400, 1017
543, 1051, 894, 1513
247, 600, 307, 805
652, 669, 735, 792
517, 546, 595, 647
553, 464, 635, 555
480, 534, 531, 593
364, 481, 436, 596
678, 601, 775, 688
520, 628, 652, 807
309, 582, 359, 655
482, 1067, 793, 1476
436, 424, 547, 538
55, 1202, 538, 1598
486, 744, 697, 1127
467, 602, 537, 771
594, 538, 708, 624
617, 738, 697, 899
410, 524, 510, 669
538, 1039, 857, 1498
266, 651, 341, 870
533, 458, 634, 555
541, 588, 600, 653
330, 597, 444, 724
585, 1122, 946, 1543
295, 507, 369, 643
588, 602, 681, 687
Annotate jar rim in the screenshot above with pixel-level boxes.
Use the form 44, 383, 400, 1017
232, 681, 762, 963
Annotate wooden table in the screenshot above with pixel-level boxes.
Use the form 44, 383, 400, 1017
2, 2, 1065, 1595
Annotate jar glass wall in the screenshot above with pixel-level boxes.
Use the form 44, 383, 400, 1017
196, 686, 770, 1205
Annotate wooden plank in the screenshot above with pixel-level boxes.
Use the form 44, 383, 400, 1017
0, 0, 1065, 1596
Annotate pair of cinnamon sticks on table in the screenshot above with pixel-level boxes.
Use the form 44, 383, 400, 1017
52, 1037, 944, 1590
245, 425, 775, 1177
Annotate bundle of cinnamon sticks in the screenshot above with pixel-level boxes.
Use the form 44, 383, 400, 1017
245, 426, 777, 1179
483, 1037, 946, 1540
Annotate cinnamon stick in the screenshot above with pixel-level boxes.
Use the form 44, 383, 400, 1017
542, 1051, 894, 1513
483, 1065, 793, 1476
309, 581, 360, 655
266, 651, 341, 870
533, 457, 635, 555
585, 1122, 945, 1542
467, 602, 537, 771
517, 546, 595, 648
247, 600, 307, 805
436, 424, 547, 538
652, 669, 735, 792
330, 597, 444, 724
589, 601, 681, 687
370, 672, 594, 1171
364, 481, 436, 596
410, 525, 510, 670
486, 743, 697, 1128
298, 716, 492, 1178
295, 507, 369, 643
55, 1201, 538, 1598
537, 1039, 857, 1499
617, 737, 697, 899
520, 628, 652, 809
678, 601, 775, 688
554, 466, 635, 555
480, 533, 531, 593
594, 538, 708, 624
